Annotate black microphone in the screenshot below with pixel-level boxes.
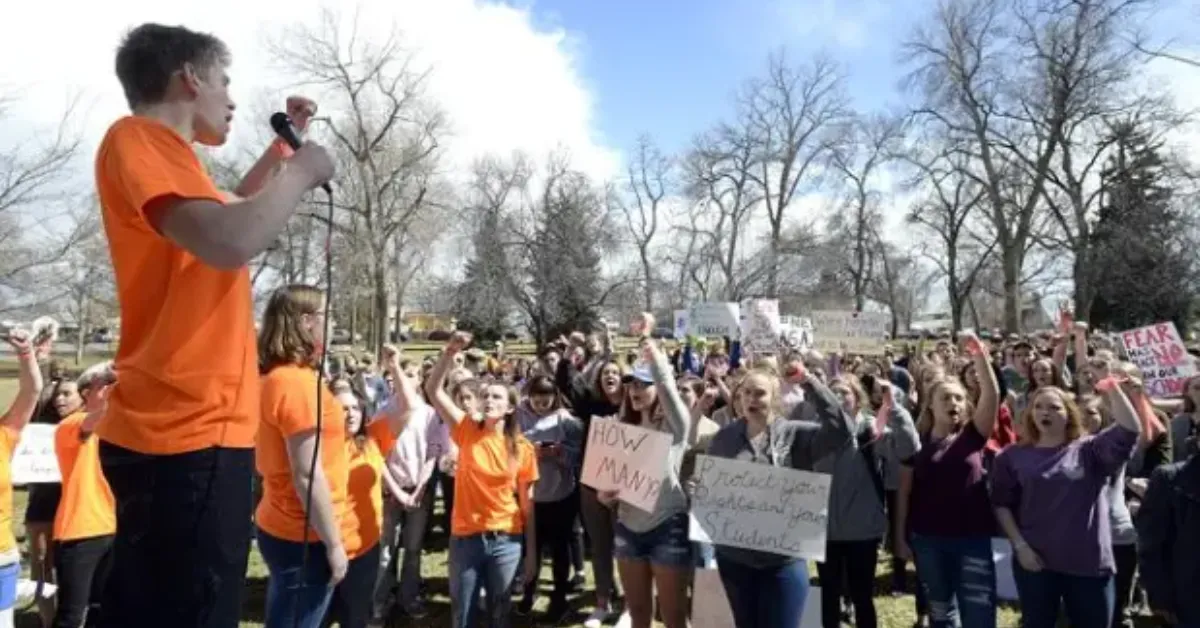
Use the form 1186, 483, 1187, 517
270, 112, 331, 194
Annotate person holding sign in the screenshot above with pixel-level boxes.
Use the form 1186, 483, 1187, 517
702, 360, 857, 628
992, 375, 1143, 628
894, 333, 999, 628
424, 332, 539, 628
0, 329, 48, 628
599, 340, 694, 628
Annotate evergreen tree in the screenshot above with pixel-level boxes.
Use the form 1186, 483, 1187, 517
452, 206, 511, 343
529, 170, 604, 341
1088, 121, 1196, 332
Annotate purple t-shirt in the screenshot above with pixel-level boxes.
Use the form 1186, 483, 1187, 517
907, 422, 996, 538
990, 425, 1138, 576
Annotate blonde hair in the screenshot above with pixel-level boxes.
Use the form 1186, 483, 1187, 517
1019, 387, 1084, 445
258, 285, 324, 374
916, 378, 971, 435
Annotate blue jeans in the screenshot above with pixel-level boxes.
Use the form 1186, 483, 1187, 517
449, 532, 523, 628
1012, 561, 1114, 628
614, 512, 693, 567
324, 543, 380, 628
256, 528, 335, 628
716, 557, 809, 628
910, 534, 996, 628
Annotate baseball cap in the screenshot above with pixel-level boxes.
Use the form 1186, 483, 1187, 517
623, 365, 654, 385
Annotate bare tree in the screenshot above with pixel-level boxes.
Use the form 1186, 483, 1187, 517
58, 206, 116, 364
615, 134, 672, 311
682, 124, 766, 301
904, 0, 1063, 332
827, 113, 906, 310
0, 97, 85, 311
270, 10, 447, 354
901, 139, 994, 332
739, 50, 850, 297
870, 242, 931, 337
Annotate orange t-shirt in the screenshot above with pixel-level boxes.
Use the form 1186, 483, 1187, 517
450, 420, 538, 537
53, 413, 116, 541
256, 365, 347, 543
0, 426, 20, 555
339, 419, 396, 558
94, 116, 258, 455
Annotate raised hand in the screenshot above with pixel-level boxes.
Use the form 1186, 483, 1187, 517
446, 331, 472, 354
286, 96, 318, 133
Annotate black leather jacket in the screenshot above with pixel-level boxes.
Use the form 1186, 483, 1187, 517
1136, 454, 1200, 625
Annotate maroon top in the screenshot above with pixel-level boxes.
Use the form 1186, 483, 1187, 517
905, 422, 997, 538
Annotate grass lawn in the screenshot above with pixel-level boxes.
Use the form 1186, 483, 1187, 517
0, 374, 1160, 627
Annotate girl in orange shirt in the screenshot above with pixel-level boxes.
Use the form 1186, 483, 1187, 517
0, 329, 48, 628
51, 362, 116, 628
256, 286, 410, 628
323, 353, 412, 628
424, 332, 538, 628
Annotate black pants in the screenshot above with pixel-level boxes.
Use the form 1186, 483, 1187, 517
53, 535, 113, 628
816, 539, 879, 628
1112, 543, 1138, 628
524, 495, 576, 604
324, 543, 381, 628
97, 442, 253, 628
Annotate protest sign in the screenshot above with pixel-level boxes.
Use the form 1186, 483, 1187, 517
687, 302, 740, 337
580, 418, 673, 512
1119, 322, 1197, 397
691, 568, 821, 628
11, 424, 60, 484
740, 299, 781, 356
688, 455, 831, 561
812, 310, 889, 355
673, 309, 689, 340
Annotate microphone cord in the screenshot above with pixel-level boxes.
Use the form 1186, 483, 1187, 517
293, 186, 335, 628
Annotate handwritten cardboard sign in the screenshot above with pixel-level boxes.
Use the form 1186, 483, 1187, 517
580, 418, 673, 512
687, 302, 740, 338
11, 424, 60, 485
688, 455, 831, 561
1119, 322, 1197, 397
812, 310, 889, 356
691, 568, 822, 628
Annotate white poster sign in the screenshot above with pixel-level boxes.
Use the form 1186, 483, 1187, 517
691, 568, 821, 628
580, 418, 673, 512
11, 424, 60, 485
689, 455, 831, 561
688, 302, 740, 338
1119, 322, 1197, 398
812, 310, 890, 356
673, 310, 689, 340
740, 299, 781, 355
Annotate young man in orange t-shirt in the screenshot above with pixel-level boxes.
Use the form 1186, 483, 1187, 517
93, 23, 334, 628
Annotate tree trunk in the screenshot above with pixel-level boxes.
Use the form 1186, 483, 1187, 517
1003, 249, 1022, 333
372, 263, 388, 356
74, 300, 88, 366
640, 248, 654, 313
1073, 250, 1093, 322
766, 225, 781, 298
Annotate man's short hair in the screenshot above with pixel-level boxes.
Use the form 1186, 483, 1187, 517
115, 23, 230, 109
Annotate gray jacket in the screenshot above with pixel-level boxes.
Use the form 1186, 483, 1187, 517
704, 378, 856, 568
617, 353, 694, 533
516, 406, 583, 503
815, 396, 919, 542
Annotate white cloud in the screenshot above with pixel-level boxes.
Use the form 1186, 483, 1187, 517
0, 0, 620, 213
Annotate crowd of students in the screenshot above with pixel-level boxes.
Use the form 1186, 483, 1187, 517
3, 20, 1195, 628
6, 307, 1200, 628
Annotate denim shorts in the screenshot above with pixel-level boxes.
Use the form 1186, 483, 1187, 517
614, 512, 693, 567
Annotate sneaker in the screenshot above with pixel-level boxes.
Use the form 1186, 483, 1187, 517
614, 611, 633, 628
570, 572, 587, 590
583, 607, 611, 628
515, 596, 533, 617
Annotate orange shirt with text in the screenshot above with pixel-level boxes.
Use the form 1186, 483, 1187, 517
94, 116, 258, 454
256, 365, 347, 543
450, 420, 538, 537
53, 413, 116, 541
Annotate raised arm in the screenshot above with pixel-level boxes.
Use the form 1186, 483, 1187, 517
872, 384, 919, 463
646, 341, 692, 446
1, 330, 46, 432
787, 362, 856, 460
375, 344, 421, 434
422, 332, 472, 427
963, 333, 999, 440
